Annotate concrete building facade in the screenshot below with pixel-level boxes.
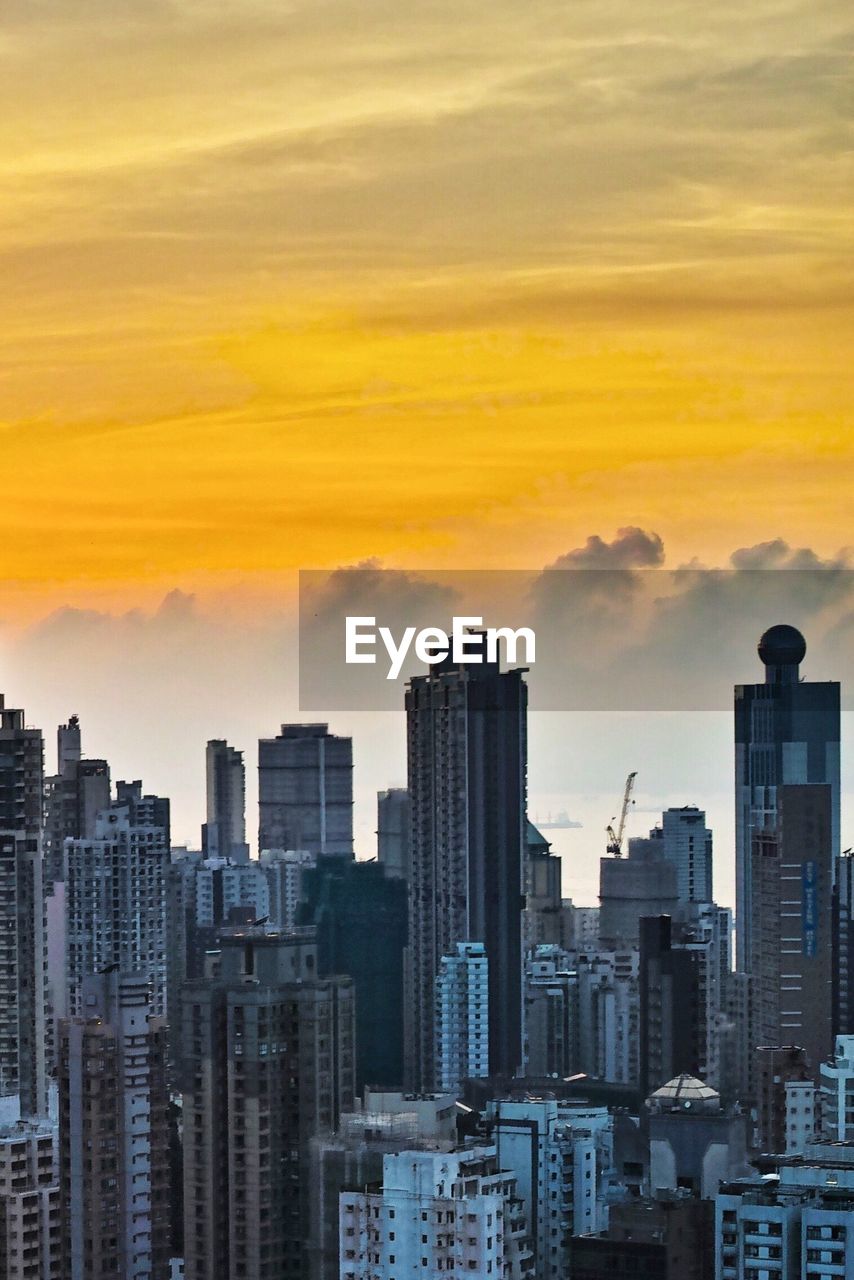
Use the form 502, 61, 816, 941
258, 724, 353, 858
180, 931, 356, 1280
58, 971, 170, 1280
339, 1146, 534, 1280
65, 804, 170, 1019
0, 1121, 61, 1280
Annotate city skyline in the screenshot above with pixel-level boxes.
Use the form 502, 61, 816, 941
1, 0, 850, 1273
1, 540, 851, 910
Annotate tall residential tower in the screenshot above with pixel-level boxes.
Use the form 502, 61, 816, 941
405, 648, 527, 1091
258, 724, 353, 857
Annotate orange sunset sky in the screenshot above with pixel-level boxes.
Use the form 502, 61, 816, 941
1, 0, 851, 625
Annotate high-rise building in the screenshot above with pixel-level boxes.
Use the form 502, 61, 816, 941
65, 802, 170, 1019
190, 857, 270, 933
525, 821, 564, 948
165, 851, 272, 1058
435, 941, 490, 1096
181, 930, 355, 1280
716, 1143, 854, 1279
0, 695, 44, 834
819, 1035, 854, 1142
115, 779, 171, 846
43, 716, 110, 884
58, 970, 170, 1280
599, 839, 678, 949
0, 1120, 61, 1279
338, 1146, 534, 1280
618, 808, 713, 909
524, 946, 575, 1078
747, 784, 834, 1085
297, 856, 408, 1092
735, 624, 840, 970
639, 916, 707, 1102
487, 1098, 614, 1278
406, 649, 527, 1090
574, 948, 639, 1088
659, 808, 713, 905
0, 833, 48, 1120
376, 788, 409, 880
259, 848, 316, 930
258, 723, 353, 857
0, 695, 48, 1121
754, 1045, 816, 1154
308, 1094, 457, 1280
834, 848, 854, 1036
560, 902, 600, 951
203, 739, 248, 862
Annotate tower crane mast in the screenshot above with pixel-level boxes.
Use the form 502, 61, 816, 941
606, 771, 637, 857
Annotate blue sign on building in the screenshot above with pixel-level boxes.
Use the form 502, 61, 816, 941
802, 860, 818, 958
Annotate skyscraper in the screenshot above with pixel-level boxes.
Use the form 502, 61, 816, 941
639, 916, 706, 1101
258, 723, 353, 857
0, 696, 48, 1119
405, 648, 527, 1091
65, 801, 170, 1019
58, 970, 170, 1280
487, 1097, 612, 1277
203, 739, 248, 862
0, 835, 47, 1119
297, 856, 408, 1091
115, 779, 171, 846
525, 820, 564, 947
436, 941, 490, 1095
598, 837, 678, 949
181, 931, 355, 1280
43, 716, 110, 884
376, 788, 410, 880
735, 624, 840, 969
747, 783, 834, 1086
657, 807, 713, 904
0, 695, 44, 834
0, 1120, 61, 1279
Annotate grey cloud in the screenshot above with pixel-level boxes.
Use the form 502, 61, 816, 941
550, 527, 665, 569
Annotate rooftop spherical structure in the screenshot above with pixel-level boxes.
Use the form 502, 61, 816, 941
758, 624, 806, 668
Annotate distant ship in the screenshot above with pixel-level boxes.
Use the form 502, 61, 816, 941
534, 810, 581, 830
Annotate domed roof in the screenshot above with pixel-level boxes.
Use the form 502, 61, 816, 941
648, 1074, 720, 1111
758, 624, 806, 668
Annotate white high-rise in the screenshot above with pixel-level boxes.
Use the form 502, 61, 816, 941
436, 942, 490, 1095
339, 1146, 533, 1280
487, 1098, 613, 1280
820, 1036, 854, 1142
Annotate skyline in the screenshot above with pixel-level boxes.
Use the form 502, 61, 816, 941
1, 533, 851, 912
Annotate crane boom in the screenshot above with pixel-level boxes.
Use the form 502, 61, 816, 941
606, 770, 637, 857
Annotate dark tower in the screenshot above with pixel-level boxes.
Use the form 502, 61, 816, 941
405, 646, 527, 1090
735, 625, 840, 971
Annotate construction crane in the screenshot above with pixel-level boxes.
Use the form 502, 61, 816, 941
606, 771, 637, 857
